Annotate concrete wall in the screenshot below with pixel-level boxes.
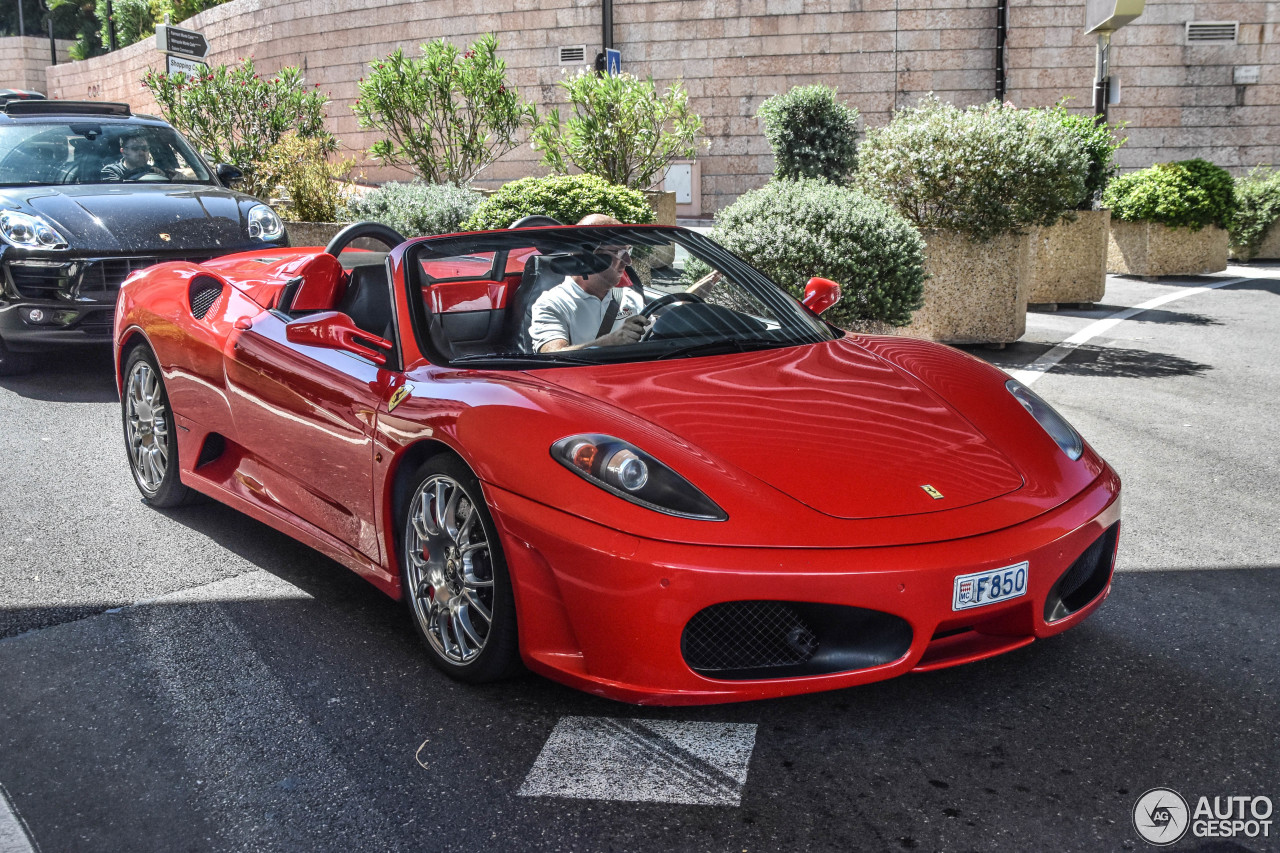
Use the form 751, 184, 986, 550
0, 36, 73, 91
30, 0, 1280, 215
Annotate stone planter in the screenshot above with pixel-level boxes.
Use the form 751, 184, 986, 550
1230, 221, 1280, 261
899, 230, 1032, 345
1106, 220, 1228, 277
285, 221, 349, 248
1027, 209, 1109, 307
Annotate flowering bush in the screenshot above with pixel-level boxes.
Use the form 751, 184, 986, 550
354, 34, 536, 185
461, 174, 655, 231
254, 133, 358, 223
531, 71, 705, 191
1228, 168, 1280, 259
856, 96, 1089, 242
342, 181, 484, 237
1102, 159, 1236, 231
143, 59, 334, 201
707, 178, 925, 328
756, 85, 860, 183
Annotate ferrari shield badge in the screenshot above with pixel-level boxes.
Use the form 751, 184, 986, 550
388, 383, 413, 412
921, 484, 944, 500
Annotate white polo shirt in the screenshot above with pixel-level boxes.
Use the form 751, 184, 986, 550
529, 278, 645, 351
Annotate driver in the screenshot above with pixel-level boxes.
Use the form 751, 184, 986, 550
528, 215, 648, 353
101, 131, 172, 182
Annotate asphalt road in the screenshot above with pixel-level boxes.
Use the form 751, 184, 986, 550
2, 265, 1278, 853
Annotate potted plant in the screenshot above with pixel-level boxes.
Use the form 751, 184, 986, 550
857, 97, 1088, 344
1027, 106, 1125, 308
1228, 167, 1280, 261
1103, 159, 1235, 276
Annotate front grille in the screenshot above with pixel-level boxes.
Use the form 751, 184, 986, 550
9, 263, 73, 299
682, 601, 913, 681
684, 601, 819, 673
1045, 522, 1120, 622
8, 256, 212, 301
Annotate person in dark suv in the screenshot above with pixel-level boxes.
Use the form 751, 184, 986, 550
0, 99, 287, 375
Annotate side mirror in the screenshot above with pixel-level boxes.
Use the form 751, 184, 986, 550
285, 311, 391, 365
215, 163, 243, 186
801, 277, 841, 316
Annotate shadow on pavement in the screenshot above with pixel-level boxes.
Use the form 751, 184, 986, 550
0, 344, 118, 404
964, 341, 1212, 380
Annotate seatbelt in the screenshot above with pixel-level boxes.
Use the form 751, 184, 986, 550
595, 295, 621, 339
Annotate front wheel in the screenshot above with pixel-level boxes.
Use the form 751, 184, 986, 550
401, 454, 520, 683
121, 345, 192, 507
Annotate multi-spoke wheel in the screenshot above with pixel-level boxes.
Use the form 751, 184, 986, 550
402, 455, 518, 682
121, 346, 191, 507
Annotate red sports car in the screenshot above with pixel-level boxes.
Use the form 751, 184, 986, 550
114, 222, 1120, 705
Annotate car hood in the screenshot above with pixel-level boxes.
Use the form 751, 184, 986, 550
12, 185, 260, 253
534, 338, 1025, 520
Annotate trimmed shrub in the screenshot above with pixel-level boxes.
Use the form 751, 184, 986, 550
354, 34, 536, 185
461, 174, 655, 231
1038, 104, 1125, 207
530, 71, 705, 191
756, 85, 860, 183
342, 181, 484, 237
1102, 158, 1236, 230
856, 95, 1089, 242
707, 178, 925, 328
1228, 167, 1280, 260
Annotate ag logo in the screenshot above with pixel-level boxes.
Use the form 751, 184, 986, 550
1133, 788, 1190, 846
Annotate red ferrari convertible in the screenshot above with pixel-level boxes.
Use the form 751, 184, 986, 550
114, 222, 1120, 705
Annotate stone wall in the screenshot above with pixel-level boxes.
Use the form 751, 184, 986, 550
0, 37, 73, 91
30, 0, 1280, 215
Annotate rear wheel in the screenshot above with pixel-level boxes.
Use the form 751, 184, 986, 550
401, 454, 520, 682
122, 346, 192, 507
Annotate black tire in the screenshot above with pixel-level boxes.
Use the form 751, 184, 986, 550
401, 454, 520, 683
121, 345, 193, 508
0, 337, 35, 377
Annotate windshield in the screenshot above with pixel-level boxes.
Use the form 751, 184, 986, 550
408, 226, 838, 368
0, 122, 214, 187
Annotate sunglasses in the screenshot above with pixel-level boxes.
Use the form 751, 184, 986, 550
596, 247, 632, 265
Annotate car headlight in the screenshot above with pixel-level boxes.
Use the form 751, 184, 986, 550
551, 434, 727, 521
247, 204, 285, 242
0, 210, 68, 249
1006, 379, 1083, 460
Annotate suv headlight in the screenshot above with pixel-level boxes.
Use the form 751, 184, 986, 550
1006, 379, 1083, 460
551, 434, 727, 520
247, 204, 285, 242
0, 210, 68, 249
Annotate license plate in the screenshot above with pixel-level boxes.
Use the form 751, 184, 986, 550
952, 562, 1028, 610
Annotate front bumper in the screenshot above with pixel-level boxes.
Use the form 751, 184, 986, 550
0, 300, 115, 349
486, 467, 1122, 705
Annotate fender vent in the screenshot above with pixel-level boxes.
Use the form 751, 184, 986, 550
189, 275, 224, 319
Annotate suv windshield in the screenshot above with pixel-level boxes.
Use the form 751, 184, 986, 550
409, 226, 837, 368
0, 122, 214, 187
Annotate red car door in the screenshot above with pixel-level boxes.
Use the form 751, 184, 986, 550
222, 312, 388, 564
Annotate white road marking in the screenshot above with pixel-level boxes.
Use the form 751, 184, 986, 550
1010, 273, 1257, 387
0, 784, 36, 853
519, 716, 757, 806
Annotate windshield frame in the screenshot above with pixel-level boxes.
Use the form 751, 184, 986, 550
403, 225, 838, 370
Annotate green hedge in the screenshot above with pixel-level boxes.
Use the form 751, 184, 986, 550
756, 85, 860, 183
1227, 168, 1280, 259
1102, 159, 1236, 230
461, 174, 655, 231
342, 181, 483, 237
708, 178, 925, 328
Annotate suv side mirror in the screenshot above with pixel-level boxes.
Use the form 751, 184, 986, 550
215, 163, 243, 185
801, 277, 841, 316
285, 311, 391, 365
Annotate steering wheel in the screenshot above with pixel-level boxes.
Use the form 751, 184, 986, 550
137, 171, 169, 182
325, 221, 407, 257
640, 291, 705, 318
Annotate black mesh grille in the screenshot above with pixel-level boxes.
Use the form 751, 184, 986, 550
682, 601, 819, 673
189, 277, 223, 319
1045, 522, 1119, 622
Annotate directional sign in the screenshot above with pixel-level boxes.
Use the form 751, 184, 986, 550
155, 24, 209, 60
166, 54, 206, 78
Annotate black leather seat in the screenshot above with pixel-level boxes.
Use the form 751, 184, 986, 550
506, 254, 567, 353
336, 262, 394, 340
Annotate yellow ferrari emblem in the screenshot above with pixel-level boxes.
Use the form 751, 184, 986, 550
921, 484, 944, 500
388, 383, 412, 412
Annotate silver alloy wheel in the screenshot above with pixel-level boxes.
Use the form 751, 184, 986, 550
404, 474, 495, 665
124, 359, 170, 494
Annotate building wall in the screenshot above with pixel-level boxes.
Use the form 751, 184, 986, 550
0, 36, 73, 91
38, 0, 1280, 215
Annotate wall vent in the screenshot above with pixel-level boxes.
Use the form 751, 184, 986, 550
559, 45, 587, 65
1185, 21, 1238, 44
